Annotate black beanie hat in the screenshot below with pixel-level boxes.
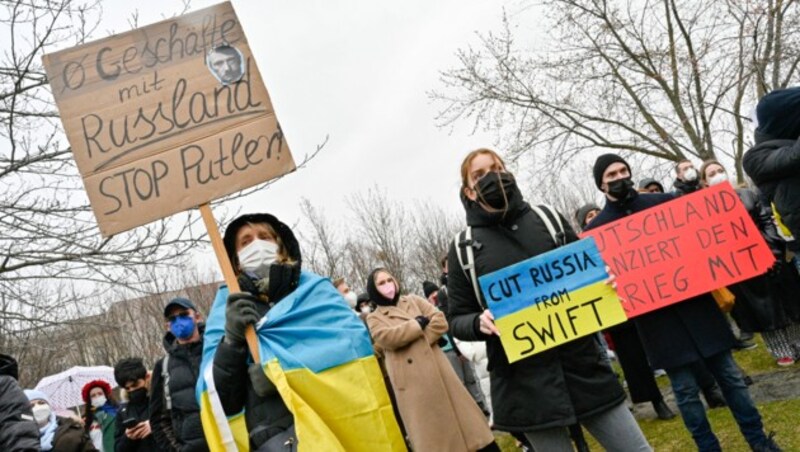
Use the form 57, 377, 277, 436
422, 281, 439, 299
355, 293, 370, 309
0, 354, 19, 380
575, 203, 601, 228
366, 268, 400, 306
755, 87, 800, 141
593, 154, 630, 189
638, 178, 664, 192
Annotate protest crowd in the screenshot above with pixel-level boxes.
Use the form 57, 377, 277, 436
3, 0, 800, 448
2, 86, 800, 452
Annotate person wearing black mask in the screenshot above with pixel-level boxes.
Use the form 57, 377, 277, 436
150, 298, 208, 452
585, 153, 781, 452
113, 358, 156, 452
365, 268, 498, 452
446, 148, 650, 451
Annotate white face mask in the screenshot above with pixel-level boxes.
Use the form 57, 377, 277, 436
343, 291, 358, 308
238, 239, 279, 275
32, 403, 51, 427
360, 306, 371, 314
683, 167, 698, 182
708, 172, 728, 186
91, 395, 107, 408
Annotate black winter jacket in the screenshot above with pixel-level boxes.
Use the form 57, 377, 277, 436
53, 417, 97, 451
115, 397, 157, 452
585, 191, 735, 369
150, 329, 208, 452
743, 138, 800, 241
729, 187, 800, 332
0, 375, 39, 451
672, 178, 701, 197
212, 213, 298, 449
446, 196, 625, 432
213, 334, 293, 446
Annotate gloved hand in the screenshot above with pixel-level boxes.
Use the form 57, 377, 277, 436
225, 293, 260, 345
267, 263, 301, 303
248, 362, 277, 397
416, 315, 430, 330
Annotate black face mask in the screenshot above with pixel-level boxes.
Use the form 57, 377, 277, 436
439, 272, 448, 286
128, 388, 147, 404
474, 172, 520, 211
606, 177, 635, 201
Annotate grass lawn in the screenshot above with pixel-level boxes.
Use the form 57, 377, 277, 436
494, 333, 800, 450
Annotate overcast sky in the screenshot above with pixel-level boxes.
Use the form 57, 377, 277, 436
40, 0, 537, 275
106, 0, 509, 219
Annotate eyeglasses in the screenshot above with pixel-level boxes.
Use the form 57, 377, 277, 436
166, 312, 191, 323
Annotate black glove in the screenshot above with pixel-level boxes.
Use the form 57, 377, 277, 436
225, 293, 260, 345
267, 263, 301, 303
416, 316, 430, 330
248, 362, 277, 397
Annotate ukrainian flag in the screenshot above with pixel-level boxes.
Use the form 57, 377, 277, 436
197, 272, 406, 452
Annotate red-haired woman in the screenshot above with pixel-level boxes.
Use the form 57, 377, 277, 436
446, 148, 651, 451
81, 380, 117, 452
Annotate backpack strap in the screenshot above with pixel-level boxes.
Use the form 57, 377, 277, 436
453, 227, 486, 310
530, 204, 566, 246
162, 354, 172, 411
453, 205, 566, 310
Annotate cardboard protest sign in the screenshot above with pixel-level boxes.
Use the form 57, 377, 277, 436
582, 183, 775, 318
479, 237, 627, 363
42, 2, 295, 236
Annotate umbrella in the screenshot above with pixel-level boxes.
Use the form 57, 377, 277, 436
34, 365, 117, 410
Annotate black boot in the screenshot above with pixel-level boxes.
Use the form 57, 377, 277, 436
652, 399, 676, 420
702, 385, 727, 408
752, 432, 782, 452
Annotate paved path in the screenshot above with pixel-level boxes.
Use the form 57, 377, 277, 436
630, 365, 800, 420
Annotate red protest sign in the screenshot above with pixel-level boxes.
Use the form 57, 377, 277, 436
582, 183, 775, 318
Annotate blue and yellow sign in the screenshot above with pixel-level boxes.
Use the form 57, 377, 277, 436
479, 237, 627, 363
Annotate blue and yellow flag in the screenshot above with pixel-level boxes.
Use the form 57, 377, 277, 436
197, 272, 406, 451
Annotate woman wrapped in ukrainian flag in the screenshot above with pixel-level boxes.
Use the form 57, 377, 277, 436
197, 213, 405, 452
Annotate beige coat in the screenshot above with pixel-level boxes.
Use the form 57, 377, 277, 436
367, 295, 494, 452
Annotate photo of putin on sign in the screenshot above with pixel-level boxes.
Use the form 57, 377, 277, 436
206, 44, 244, 84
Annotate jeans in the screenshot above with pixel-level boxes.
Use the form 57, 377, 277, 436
666, 350, 766, 451
524, 402, 651, 451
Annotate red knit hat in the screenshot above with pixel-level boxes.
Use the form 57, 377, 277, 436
81, 379, 112, 404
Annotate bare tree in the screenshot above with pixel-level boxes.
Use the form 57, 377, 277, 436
432, 0, 800, 180
298, 189, 462, 296
5, 263, 220, 388
298, 198, 345, 279
0, 1, 214, 338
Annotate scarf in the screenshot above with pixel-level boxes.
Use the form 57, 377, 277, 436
39, 412, 57, 451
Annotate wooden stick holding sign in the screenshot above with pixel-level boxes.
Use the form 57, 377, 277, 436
199, 203, 260, 363
41, 2, 295, 363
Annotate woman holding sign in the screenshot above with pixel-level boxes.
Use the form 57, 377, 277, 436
700, 160, 800, 366
198, 213, 406, 451
445, 149, 650, 451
